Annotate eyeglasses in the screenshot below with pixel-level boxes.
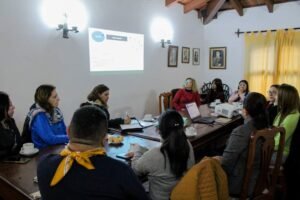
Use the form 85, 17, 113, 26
268, 90, 277, 95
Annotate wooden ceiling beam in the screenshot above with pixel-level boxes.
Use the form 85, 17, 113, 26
248, 0, 258, 6
184, 0, 207, 13
166, 0, 177, 6
263, 0, 274, 12
203, 0, 226, 25
229, 0, 243, 16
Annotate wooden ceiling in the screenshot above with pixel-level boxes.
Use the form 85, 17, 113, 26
165, 0, 299, 24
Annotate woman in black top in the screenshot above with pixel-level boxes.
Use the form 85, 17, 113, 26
266, 84, 279, 125
81, 84, 131, 128
0, 92, 22, 158
205, 78, 225, 103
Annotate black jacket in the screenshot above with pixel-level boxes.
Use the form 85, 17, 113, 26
80, 102, 124, 128
0, 118, 22, 158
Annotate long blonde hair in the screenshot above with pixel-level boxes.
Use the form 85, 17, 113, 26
183, 77, 198, 93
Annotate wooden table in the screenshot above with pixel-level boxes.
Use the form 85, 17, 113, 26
127, 116, 242, 149
126, 105, 243, 158
0, 135, 161, 200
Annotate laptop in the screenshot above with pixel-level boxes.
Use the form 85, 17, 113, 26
185, 102, 215, 124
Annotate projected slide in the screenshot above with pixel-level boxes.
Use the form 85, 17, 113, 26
89, 28, 144, 71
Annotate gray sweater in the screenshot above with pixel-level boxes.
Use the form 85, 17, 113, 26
222, 118, 261, 196
131, 141, 195, 200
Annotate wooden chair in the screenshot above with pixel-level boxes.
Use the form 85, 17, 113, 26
159, 92, 172, 114
222, 83, 230, 101
171, 88, 180, 99
200, 82, 212, 95
239, 127, 285, 200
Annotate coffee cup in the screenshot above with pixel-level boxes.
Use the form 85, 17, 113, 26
21, 143, 34, 154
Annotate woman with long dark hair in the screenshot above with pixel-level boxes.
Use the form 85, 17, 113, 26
0, 92, 22, 158
228, 80, 249, 103
81, 84, 131, 128
130, 110, 195, 200
26, 85, 68, 149
216, 92, 268, 196
205, 78, 225, 103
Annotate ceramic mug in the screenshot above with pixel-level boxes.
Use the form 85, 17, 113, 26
22, 143, 34, 154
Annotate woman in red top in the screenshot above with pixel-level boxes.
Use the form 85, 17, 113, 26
172, 78, 201, 111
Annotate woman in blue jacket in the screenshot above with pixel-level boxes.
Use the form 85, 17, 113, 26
28, 85, 68, 149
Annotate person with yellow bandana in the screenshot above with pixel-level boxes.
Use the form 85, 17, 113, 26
37, 106, 148, 200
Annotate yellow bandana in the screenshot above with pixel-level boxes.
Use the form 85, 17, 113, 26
50, 146, 106, 186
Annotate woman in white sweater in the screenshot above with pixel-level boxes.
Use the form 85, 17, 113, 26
130, 110, 195, 200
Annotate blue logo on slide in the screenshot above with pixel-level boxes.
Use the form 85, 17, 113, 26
92, 31, 105, 42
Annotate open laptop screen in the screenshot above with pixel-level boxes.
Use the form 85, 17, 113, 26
185, 102, 201, 119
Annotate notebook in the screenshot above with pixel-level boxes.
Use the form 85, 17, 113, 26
120, 124, 143, 132
185, 102, 215, 124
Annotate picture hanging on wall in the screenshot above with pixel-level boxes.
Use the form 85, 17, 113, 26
168, 45, 178, 67
209, 47, 226, 69
181, 47, 190, 64
192, 48, 200, 65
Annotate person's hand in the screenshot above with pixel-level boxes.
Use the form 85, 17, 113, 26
126, 152, 134, 158
124, 115, 131, 124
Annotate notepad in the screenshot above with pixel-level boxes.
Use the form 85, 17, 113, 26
120, 124, 143, 132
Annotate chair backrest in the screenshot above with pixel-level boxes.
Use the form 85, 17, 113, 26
222, 84, 230, 101
159, 92, 173, 113
200, 82, 212, 94
240, 127, 285, 200
171, 88, 180, 99
21, 116, 32, 144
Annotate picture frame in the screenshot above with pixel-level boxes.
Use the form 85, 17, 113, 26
168, 45, 178, 67
209, 47, 226, 69
192, 48, 200, 65
181, 47, 190, 64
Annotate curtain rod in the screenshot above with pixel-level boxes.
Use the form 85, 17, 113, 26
235, 27, 300, 38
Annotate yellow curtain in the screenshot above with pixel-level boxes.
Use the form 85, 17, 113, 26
244, 29, 300, 95
275, 30, 300, 91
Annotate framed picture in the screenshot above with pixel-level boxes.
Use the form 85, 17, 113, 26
209, 47, 226, 69
192, 48, 200, 65
181, 47, 190, 63
168, 45, 178, 67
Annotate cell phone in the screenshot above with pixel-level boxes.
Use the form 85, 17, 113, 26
116, 153, 131, 160
2, 155, 31, 164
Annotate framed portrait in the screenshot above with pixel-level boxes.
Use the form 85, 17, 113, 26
209, 47, 226, 69
181, 47, 190, 63
168, 45, 178, 67
192, 48, 200, 65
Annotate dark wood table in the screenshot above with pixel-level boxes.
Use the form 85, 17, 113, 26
126, 105, 243, 158
127, 116, 242, 151
0, 135, 161, 200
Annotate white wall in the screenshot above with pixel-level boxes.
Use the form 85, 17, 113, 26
203, 1, 300, 92
0, 0, 204, 129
